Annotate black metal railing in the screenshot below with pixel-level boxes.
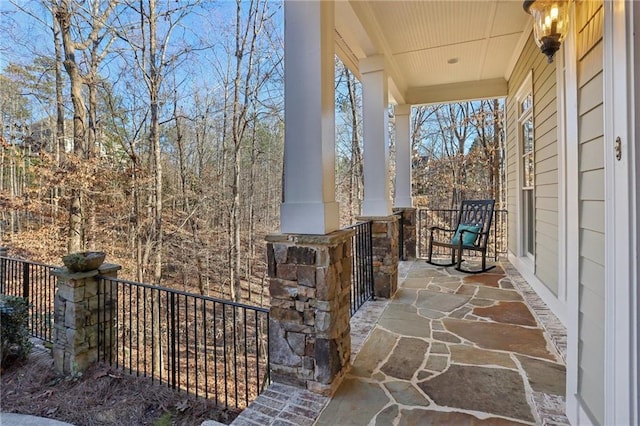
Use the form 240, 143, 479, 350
96, 276, 270, 410
0, 256, 56, 343
394, 211, 405, 261
417, 208, 508, 260
347, 221, 374, 317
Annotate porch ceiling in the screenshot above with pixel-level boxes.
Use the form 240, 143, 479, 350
335, 0, 532, 105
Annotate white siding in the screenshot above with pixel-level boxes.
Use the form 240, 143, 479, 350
506, 34, 559, 295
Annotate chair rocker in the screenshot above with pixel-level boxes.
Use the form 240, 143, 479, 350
426, 199, 496, 274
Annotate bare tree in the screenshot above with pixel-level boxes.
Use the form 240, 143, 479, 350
54, 0, 116, 252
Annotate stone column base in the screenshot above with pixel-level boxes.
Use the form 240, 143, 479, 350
52, 263, 121, 376
266, 230, 354, 396
393, 207, 417, 260
357, 215, 399, 298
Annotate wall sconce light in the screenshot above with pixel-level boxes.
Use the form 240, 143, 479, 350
523, 0, 570, 63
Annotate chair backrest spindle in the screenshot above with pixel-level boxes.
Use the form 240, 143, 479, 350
457, 199, 495, 248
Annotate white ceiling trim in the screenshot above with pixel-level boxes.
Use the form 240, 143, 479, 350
406, 77, 508, 106
348, 1, 409, 99
505, 22, 534, 81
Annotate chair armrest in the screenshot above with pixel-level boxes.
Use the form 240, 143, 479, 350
428, 226, 455, 233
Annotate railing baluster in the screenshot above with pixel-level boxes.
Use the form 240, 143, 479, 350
222, 304, 228, 409
170, 291, 177, 390
213, 301, 219, 403
203, 299, 209, 399
193, 296, 198, 398
243, 308, 248, 407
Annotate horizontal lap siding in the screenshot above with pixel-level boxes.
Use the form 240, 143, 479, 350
576, 1, 605, 424
506, 32, 559, 295
532, 42, 559, 295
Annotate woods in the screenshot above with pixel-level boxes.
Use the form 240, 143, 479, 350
1, 0, 504, 305
1, 0, 284, 305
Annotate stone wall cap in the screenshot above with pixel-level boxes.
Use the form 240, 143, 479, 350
51, 268, 100, 279
51, 263, 121, 278
266, 229, 355, 245
98, 263, 122, 273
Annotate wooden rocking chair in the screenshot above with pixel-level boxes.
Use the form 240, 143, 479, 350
426, 199, 496, 274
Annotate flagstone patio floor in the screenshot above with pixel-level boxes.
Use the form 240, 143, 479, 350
226, 260, 569, 426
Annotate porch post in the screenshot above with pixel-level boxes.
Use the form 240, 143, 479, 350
393, 104, 412, 208
361, 55, 391, 217
358, 57, 399, 296
268, 0, 351, 396
280, 0, 338, 235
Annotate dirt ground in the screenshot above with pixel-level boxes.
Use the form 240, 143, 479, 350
0, 344, 240, 426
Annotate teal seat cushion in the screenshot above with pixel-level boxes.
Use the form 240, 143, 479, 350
452, 225, 481, 246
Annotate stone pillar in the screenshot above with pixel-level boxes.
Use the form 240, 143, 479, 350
280, 0, 339, 234
358, 215, 399, 298
266, 229, 353, 395
52, 262, 121, 376
393, 207, 417, 260
394, 104, 413, 208
361, 55, 392, 217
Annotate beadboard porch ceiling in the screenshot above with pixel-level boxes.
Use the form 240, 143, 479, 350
334, 0, 533, 105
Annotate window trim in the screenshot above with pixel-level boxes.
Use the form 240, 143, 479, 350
515, 71, 535, 260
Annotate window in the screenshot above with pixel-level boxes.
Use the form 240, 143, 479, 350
517, 72, 535, 259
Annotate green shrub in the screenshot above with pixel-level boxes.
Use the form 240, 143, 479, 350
0, 295, 33, 369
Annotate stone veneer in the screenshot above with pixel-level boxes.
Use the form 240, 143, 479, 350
266, 230, 354, 395
357, 215, 399, 299
393, 208, 417, 260
52, 263, 121, 375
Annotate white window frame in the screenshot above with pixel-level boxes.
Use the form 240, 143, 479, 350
514, 71, 535, 265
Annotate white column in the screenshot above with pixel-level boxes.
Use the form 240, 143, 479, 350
393, 104, 413, 207
281, 0, 339, 234
361, 55, 392, 217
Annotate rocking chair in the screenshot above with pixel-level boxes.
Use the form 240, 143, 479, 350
426, 199, 496, 274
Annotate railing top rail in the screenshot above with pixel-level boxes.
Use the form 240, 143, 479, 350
97, 274, 270, 313
0, 256, 56, 269
418, 208, 508, 213
344, 220, 372, 230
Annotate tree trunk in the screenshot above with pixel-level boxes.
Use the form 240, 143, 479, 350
56, 0, 85, 253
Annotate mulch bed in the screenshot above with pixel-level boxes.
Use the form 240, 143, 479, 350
1, 345, 240, 426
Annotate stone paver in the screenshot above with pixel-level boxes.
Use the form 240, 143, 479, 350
314, 260, 568, 426
516, 355, 566, 395
317, 378, 388, 425
419, 364, 535, 422
473, 301, 538, 327
380, 337, 429, 380
443, 318, 556, 360
223, 260, 570, 426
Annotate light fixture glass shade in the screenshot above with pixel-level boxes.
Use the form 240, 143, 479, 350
524, 0, 570, 63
